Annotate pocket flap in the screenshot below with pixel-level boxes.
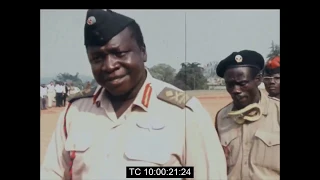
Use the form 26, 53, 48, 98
220, 129, 239, 146
64, 133, 93, 151
125, 133, 170, 165
255, 130, 280, 146
124, 148, 170, 165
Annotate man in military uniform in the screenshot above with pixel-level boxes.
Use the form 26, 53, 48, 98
215, 50, 280, 180
263, 56, 280, 100
41, 9, 227, 180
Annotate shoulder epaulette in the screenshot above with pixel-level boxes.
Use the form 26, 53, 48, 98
157, 87, 192, 109
67, 86, 97, 103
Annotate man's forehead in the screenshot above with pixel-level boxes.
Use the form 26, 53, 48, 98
225, 67, 251, 78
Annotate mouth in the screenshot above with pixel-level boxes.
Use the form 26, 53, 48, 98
105, 74, 127, 86
235, 96, 247, 102
268, 86, 276, 90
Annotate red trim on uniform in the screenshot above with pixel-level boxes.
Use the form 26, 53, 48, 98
69, 151, 76, 180
141, 83, 152, 108
63, 103, 72, 139
92, 87, 103, 104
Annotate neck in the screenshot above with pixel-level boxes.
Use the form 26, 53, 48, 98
105, 70, 147, 102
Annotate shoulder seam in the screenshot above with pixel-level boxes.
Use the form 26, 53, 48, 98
215, 102, 232, 135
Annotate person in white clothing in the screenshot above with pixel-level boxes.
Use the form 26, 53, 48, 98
40, 84, 48, 110
68, 82, 80, 95
54, 82, 65, 107
46, 82, 55, 108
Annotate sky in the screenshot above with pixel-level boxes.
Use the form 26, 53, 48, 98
40, 9, 279, 78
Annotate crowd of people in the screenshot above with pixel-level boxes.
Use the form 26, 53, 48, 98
40, 81, 80, 110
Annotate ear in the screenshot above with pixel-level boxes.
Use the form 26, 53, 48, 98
140, 46, 147, 62
254, 73, 262, 87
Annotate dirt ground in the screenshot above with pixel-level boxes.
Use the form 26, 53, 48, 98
40, 90, 232, 164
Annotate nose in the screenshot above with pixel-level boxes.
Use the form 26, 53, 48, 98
269, 78, 276, 84
101, 55, 120, 73
231, 85, 241, 95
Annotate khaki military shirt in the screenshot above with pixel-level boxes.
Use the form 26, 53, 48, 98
268, 96, 279, 101
216, 92, 280, 180
41, 70, 227, 180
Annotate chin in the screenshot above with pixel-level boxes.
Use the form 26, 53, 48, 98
107, 89, 129, 96
104, 83, 132, 97
234, 101, 249, 110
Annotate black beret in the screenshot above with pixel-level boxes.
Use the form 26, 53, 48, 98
84, 9, 135, 47
216, 50, 265, 78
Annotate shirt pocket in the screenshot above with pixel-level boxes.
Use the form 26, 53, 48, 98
252, 130, 280, 171
124, 130, 172, 166
64, 133, 93, 163
220, 129, 240, 167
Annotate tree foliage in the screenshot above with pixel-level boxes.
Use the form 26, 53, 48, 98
267, 41, 280, 59
173, 62, 208, 90
203, 61, 219, 78
149, 63, 176, 84
54, 72, 84, 89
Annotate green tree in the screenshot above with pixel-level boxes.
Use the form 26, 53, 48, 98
267, 41, 280, 59
149, 63, 176, 84
54, 72, 84, 88
173, 62, 208, 90
203, 61, 219, 78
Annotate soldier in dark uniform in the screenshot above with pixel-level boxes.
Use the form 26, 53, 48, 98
62, 82, 69, 107
263, 56, 280, 100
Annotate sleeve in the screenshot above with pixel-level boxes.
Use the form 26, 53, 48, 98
184, 98, 227, 180
41, 108, 71, 180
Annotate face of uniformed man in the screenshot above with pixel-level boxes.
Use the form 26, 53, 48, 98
224, 67, 261, 109
86, 27, 147, 96
263, 73, 280, 98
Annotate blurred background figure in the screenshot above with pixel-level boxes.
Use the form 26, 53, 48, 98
62, 82, 70, 107
263, 56, 280, 100
40, 84, 48, 110
46, 81, 55, 108
68, 82, 80, 95
54, 82, 65, 107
